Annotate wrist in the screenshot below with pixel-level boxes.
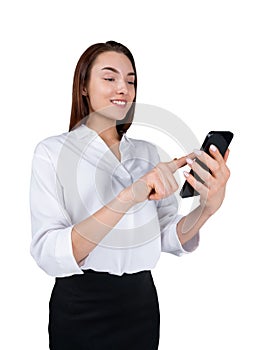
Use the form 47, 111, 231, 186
117, 186, 138, 207
198, 203, 214, 220
118, 180, 151, 205
199, 200, 217, 217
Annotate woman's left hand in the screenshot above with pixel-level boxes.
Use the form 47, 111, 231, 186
184, 145, 231, 217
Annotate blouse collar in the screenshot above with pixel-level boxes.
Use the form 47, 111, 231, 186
71, 123, 135, 148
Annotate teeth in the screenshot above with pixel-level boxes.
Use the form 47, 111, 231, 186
112, 100, 126, 105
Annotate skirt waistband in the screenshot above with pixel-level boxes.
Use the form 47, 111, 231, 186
55, 269, 153, 293
81, 269, 150, 277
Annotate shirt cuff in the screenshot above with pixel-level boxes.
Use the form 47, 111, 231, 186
53, 225, 84, 277
167, 219, 200, 256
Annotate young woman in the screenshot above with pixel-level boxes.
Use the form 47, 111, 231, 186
29, 41, 231, 350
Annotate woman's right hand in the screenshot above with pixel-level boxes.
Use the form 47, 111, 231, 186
119, 154, 194, 204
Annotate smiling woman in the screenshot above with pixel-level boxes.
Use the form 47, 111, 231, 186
69, 41, 137, 140
29, 40, 231, 350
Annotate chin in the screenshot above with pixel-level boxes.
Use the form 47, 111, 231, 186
95, 105, 130, 121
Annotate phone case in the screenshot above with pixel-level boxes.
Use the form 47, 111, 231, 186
179, 131, 234, 198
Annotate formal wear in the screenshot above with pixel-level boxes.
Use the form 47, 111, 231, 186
49, 269, 160, 350
29, 122, 199, 349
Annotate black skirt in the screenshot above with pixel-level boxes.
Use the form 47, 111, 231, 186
48, 269, 160, 350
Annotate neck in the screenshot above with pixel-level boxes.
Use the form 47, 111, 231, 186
85, 113, 120, 142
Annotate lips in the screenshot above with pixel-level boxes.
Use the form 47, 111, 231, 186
110, 99, 127, 107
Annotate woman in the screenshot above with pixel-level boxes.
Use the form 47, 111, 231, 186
29, 41, 231, 349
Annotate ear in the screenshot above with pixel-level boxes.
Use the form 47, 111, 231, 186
82, 87, 88, 96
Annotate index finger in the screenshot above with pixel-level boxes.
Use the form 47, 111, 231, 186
167, 152, 195, 173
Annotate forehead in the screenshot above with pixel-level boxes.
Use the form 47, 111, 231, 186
92, 51, 134, 73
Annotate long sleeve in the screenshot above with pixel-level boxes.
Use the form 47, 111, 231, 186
156, 193, 199, 255
150, 143, 200, 256
29, 143, 83, 277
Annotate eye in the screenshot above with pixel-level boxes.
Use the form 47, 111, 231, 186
104, 78, 115, 82
127, 81, 135, 85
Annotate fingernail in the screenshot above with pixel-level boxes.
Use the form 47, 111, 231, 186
193, 149, 202, 156
210, 144, 217, 152
186, 157, 193, 165
183, 171, 190, 178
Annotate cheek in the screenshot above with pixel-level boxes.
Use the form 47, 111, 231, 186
125, 84, 135, 101
88, 83, 113, 108
99, 83, 115, 97
130, 88, 136, 101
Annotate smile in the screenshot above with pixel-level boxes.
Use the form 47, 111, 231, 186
110, 99, 127, 107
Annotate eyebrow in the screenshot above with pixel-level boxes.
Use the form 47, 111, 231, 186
101, 66, 135, 76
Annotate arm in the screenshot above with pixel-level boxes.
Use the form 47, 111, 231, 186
71, 191, 137, 264
176, 145, 231, 245
177, 205, 209, 246
30, 144, 138, 276
72, 157, 190, 264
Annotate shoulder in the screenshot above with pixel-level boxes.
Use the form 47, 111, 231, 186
32, 124, 99, 164
32, 129, 70, 162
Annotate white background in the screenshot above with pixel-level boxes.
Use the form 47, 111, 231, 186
1, 0, 264, 349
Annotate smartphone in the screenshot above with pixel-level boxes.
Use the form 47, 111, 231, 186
179, 131, 234, 198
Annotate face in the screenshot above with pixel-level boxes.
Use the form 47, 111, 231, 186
83, 51, 136, 120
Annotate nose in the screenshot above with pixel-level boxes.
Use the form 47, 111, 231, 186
116, 79, 128, 95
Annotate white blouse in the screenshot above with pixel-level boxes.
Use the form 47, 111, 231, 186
29, 123, 199, 277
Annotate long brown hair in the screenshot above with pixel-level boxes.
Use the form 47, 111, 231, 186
68, 41, 137, 138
